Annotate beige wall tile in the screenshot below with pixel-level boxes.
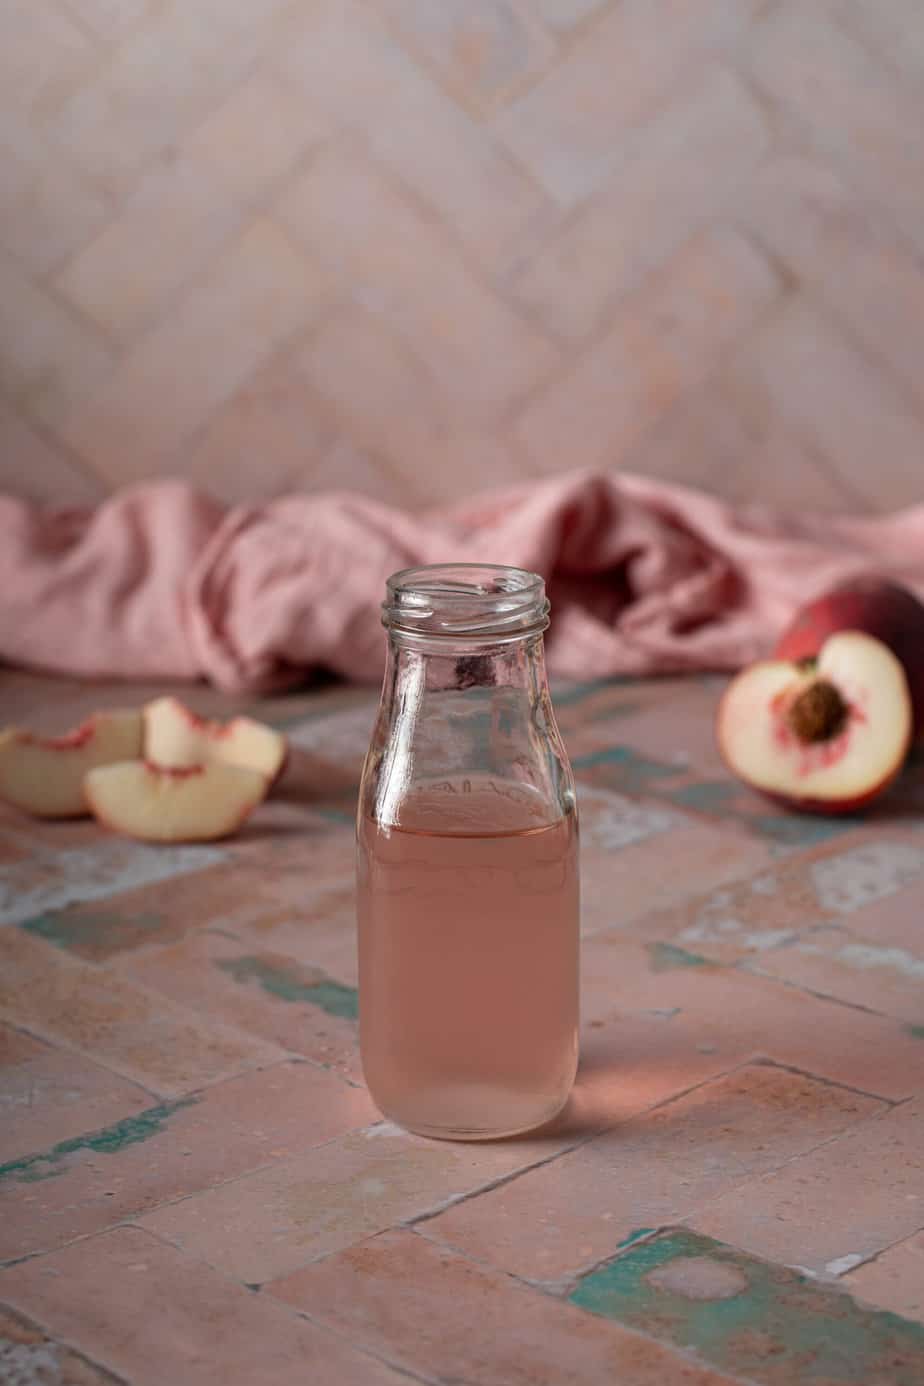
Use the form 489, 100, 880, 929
309, 439, 407, 506
188, 348, 340, 502
48, 1, 295, 195
63, 219, 331, 483
0, 0, 97, 123
277, 146, 558, 417
4, 0, 924, 511
726, 297, 924, 513
532, 0, 610, 33
55, 154, 241, 342
495, 0, 764, 205
835, 0, 924, 81
619, 385, 859, 514
377, 0, 557, 116
61, 1, 157, 42
510, 66, 769, 342
297, 307, 530, 505
0, 108, 113, 278
748, 5, 924, 258
280, 0, 551, 274
741, 156, 924, 415
514, 228, 781, 475
297, 304, 452, 505
0, 250, 114, 431
0, 400, 107, 505
186, 67, 328, 203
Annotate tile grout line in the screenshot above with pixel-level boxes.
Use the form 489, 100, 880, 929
0, 1052, 366, 1184
134, 1220, 444, 1386
0, 1297, 132, 1386
404, 1061, 756, 1233
838, 1218, 924, 1286
0, 1112, 391, 1272
739, 957, 921, 1026
748, 1053, 906, 1106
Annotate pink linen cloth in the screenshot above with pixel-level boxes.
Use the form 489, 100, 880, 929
2, 472, 923, 692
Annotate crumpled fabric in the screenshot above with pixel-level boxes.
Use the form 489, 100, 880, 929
2, 472, 922, 691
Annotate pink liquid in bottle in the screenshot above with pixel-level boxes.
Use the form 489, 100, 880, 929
358, 778, 579, 1140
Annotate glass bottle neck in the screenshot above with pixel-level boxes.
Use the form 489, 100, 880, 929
362, 563, 571, 832
384, 630, 550, 697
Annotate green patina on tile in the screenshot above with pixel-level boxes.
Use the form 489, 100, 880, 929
906, 1024, 924, 1040
667, 781, 738, 813
551, 678, 634, 706
647, 942, 711, 973
751, 814, 854, 847
571, 746, 680, 801
316, 806, 356, 826
21, 910, 165, 959
0, 1098, 196, 1185
217, 955, 358, 1020
302, 979, 360, 1020
572, 745, 675, 776
570, 1229, 924, 1385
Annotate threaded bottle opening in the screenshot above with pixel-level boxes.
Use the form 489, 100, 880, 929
383, 563, 549, 641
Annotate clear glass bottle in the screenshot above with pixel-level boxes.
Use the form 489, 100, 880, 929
357, 564, 579, 1140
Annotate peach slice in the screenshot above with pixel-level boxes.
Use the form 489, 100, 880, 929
0, 710, 143, 819
717, 631, 912, 813
84, 760, 268, 842
143, 696, 287, 783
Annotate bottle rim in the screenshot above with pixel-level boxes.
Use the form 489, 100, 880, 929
383, 563, 550, 640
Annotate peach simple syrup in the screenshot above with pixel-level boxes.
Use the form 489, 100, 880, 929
358, 779, 579, 1140
357, 564, 580, 1141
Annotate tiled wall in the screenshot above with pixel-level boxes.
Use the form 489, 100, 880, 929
3, 1, 923, 512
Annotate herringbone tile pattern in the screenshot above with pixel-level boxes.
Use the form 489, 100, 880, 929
2, 0, 922, 510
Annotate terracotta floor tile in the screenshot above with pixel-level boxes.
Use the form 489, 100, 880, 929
3, 669, 924, 1376
580, 818, 776, 935
833, 879, 924, 952
580, 933, 924, 1101
0, 1302, 123, 1385
692, 1099, 924, 1274
0, 1059, 375, 1263
268, 1227, 742, 1386
140, 1121, 581, 1284
17, 860, 290, 963
0, 1226, 408, 1385
751, 924, 924, 1025
117, 929, 362, 1081
424, 1064, 882, 1282
0, 928, 284, 1097
562, 1022, 735, 1138
608, 848, 832, 961
0, 833, 227, 926
846, 1231, 924, 1322
587, 683, 731, 780
0, 1022, 46, 1066
632, 836, 924, 965
0, 1042, 149, 1165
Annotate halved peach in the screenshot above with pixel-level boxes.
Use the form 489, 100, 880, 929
84, 760, 267, 842
775, 578, 924, 738
144, 696, 287, 783
718, 631, 912, 813
0, 710, 143, 819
